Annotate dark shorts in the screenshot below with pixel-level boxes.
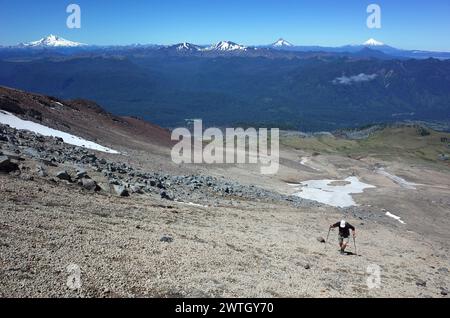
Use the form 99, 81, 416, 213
338, 235, 350, 245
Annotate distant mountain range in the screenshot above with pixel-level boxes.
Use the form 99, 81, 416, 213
1, 34, 450, 132
2, 34, 450, 59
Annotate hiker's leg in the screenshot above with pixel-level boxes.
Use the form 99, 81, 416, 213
341, 238, 349, 252
342, 242, 348, 251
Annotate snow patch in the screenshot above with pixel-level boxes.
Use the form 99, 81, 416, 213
0, 111, 119, 154
176, 200, 209, 208
385, 211, 406, 224
377, 168, 419, 190
290, 176, 375, 208
300, 157, 320, 171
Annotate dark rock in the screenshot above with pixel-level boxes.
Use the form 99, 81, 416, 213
316, 236, 326, 243
416, 280, 427, 287
304, 264, 311, 270
23, 147, 39, 158
20, 174, 34, 181
157, 181, 166, 189
81, 154, 97, 163
1, 150, 24, 161
160, 236, 173, 243
160, 190, 174, 201
113, 185, 129, 197
108, 178, 120, 185
37, 166, 48, 177
81, 178, 100, 192
0, 156, 19, 173
56, 170, 71, 182
130, 184, 144, 194
76, 168, 87, 179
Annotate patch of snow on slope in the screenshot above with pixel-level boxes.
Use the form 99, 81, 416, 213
291, 176, 375, 208
0, 110, 119, 154
385, 212, 406, 224
300, 157, 320, 171
177, 201, 209, 208
377, 168, 419, 190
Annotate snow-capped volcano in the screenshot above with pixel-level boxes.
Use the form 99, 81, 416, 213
173, 42, 202, 52
22, 35, 86, 48
363, 38, 384, 46
207, 41, 247, 51
272, 38, 294, 47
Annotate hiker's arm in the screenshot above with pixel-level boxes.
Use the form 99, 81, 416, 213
349, 224, 356, 237
330, 222, 339, 229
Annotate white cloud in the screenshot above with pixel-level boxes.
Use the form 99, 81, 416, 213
333, 73, 378, 85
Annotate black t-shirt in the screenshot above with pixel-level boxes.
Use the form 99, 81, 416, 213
333, 222, 355, 238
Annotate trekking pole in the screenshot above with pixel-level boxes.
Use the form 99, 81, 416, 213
353, 235, 357, 255
324, 227, 331, 250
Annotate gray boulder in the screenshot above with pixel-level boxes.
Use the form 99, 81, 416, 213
76, 168, 88, 179
160, 236, 173, 243
1, 151, 24, 161
113, 185, 129, 197
416, 279, 427, 287
160, 190, 174, 201
36, 165, 48, 177
130, 184, 145, 194
81, 178, 100, 192
23, 147, 40, 158
0, 156, 19, 173
56, 170, 71, 182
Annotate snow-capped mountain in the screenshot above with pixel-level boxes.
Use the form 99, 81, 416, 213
363, 38, 384, 46
22, 35, 86, 48
272, 38, 294, 47
207, 41, 247, 51
172, 42, 202, 52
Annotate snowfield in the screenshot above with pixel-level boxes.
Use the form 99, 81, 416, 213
291, 176, 376, 208
385, 211, 406, 224
0, 111, 119, 154
376, 168, 419, 190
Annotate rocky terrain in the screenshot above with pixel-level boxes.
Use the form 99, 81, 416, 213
1, 87, 450, 298
0, 123, 315, 207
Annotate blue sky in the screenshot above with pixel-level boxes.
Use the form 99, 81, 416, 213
1, 0, 449, 50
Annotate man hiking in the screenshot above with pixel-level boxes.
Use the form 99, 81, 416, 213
330, 220, 356, 254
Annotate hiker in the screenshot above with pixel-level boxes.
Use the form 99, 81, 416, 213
330, 220, 356, 254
